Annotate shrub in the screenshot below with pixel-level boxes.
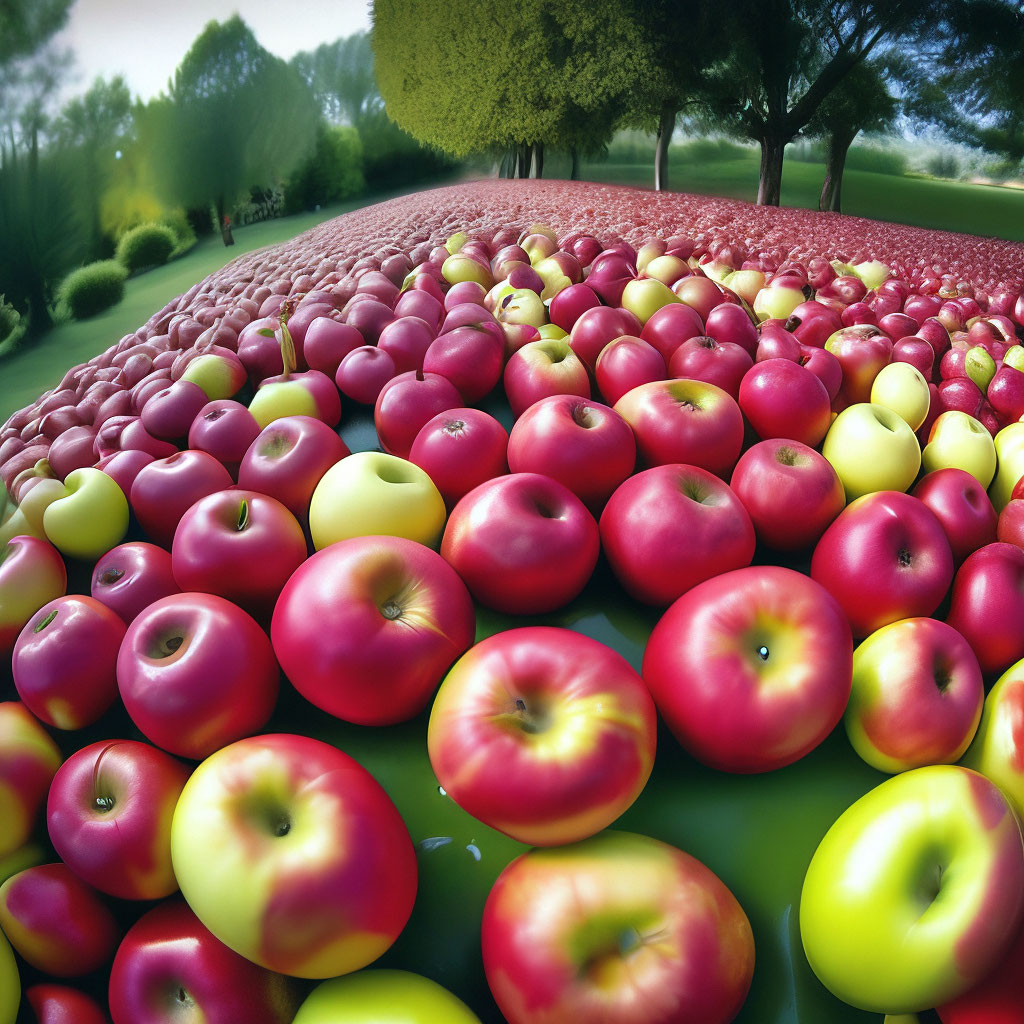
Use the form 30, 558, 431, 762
115, 223, 177, 272
284, 123, 365, 214
845, 145, 907, 177
186, 205, 215, 238
58, 261, 128, 319
99, 185, 165, 241
159, 209, 197, 256
358, 110, 457, 191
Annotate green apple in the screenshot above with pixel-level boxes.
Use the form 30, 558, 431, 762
852, 260, 891, 289
884, 1016, 920, 1024
0, 925, 18, 1024
753, 284, 804, 323
644, 254, 689, 286
965, 345, 997, 393
0, 478, 65, 546
822, 403, 921, 501
922, 411, 997, 488
620, 278, 680, 325
498, 288, 547, 328
990, 422, 1024, 510
248, 380, 318, 430
870, 362, 931, 431
801, 764, 1024, 1014
537, 323, 568, 341
445, 231, 468, 255
442, 252, 492, 290
292, 970, 481, 1023
308, 450, 446, 551
723, 269, 765, 306
1003, 345, 1024, 372
42, 467, 129, 561
180, 352, 246, 400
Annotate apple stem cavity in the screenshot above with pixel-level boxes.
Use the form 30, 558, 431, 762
34, 609, 58, 633
757, 645, 770, 662
97, 566, 126, 586
94, 794, 115, 813
381, 599, 404, 621
571, 403, 594, 428
898, 548, 913, 568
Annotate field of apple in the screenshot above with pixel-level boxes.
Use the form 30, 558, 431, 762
5, 178, 1024, 1023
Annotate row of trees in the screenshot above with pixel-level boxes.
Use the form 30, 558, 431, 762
0, 4, 450, 339
371, 0, 1024, 208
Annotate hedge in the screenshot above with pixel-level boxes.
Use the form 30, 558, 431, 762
115, 223, 177, 272
59, 260, 128, 319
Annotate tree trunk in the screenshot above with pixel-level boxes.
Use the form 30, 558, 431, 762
654, 107, 677, 191
570, 147, 580, 181
533, 142, 544, 179
819, 129, 856, 213
216, 195, 234, 246
757, 134, 787, 206
517, 143, 530, 179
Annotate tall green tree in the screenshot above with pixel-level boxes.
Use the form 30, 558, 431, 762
0, 0, 73, 68
140, 15, 318, 240
291, 32, 382, 127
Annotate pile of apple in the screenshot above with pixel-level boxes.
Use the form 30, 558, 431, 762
5, 178, 1024, 1023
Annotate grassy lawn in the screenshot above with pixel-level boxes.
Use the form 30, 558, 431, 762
584, 154, 1024, 241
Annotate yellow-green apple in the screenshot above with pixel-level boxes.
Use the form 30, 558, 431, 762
130, 450, 234, 548
990, 421, 1024, 510
639, 302, 706, 363
377, 316, 435, 375
730, 439, 846, 551
753, 281, 804, 322
108, 900, 299, 1024
272, 536, 475, 726
912, 468, 998, 566
187, 400, 261, 476
506, 395, 636, 513
668, 336, 752, 399
936, 916, 1024, 1024
922, 412, 997, 487
853, 259, 891, 290
118, 593, 279, 760
0, 535, 66, 656
498, 287, 547, 329
26, 984, 108, 1024
503, 339, 590, 418
42, 467, 129, 561
13, 595, 126, 730
738, 358, 831, 446
965, 345, 997, 392
600, 464, 755, 605
47, 739, 188, 900
292, 970, 480, 1023
309, 451, 446, 550
548, 283, 600, 333
643, 565, 852, 772
800, 764, 1024, 1013
428, 628, 656, 845
947, 543, 1024, 676
237, 415, 349, 521
870, 361, 931, 431
644, 253, 689, 287
825, 325, 894, 407
335, 345, 396, 405
822, 403, 922, 500
408, 408, 508, 509
620, 278, 680, 325
614, 379, 744, 477
442, 251, 492, 289
674, 273, 724, 322
594, 335, 667, 406
171, 489, 307, 620
441, 473, 599, 614
811, 491, 953, 638
179, 350, 247, 400
845, 618, 983, 773
703, 302, 758, 357
568, 306, 642, 371
0, 925, 18, 1024
0, 478, 64, 547
0, 862, 119, 977
374, 370, 462, 459
170, 733, 417, 978
250, 370, 341, 430
422, 324, 505, 403
482, 831, 754, 1024
0, 703, 61, 859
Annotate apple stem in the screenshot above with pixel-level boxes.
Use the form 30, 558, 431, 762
236, 500, 249, 532
276, 300, 297, 381
34, 609, 58, 633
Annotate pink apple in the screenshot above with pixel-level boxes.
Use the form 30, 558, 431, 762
422, 324, 505, 402
90, 541, 180, 624
738, 358, 831, 446
187, 400, 261, 476
503, 339, 590, 418
568, 306, 642, 371
299, 317, 363, 377
377, 315, 436, 374
703, 302, 758, 357
594, 334, 667, 406
335, 345, 396, 405
638, 302, 706, 363
912, 468, 998, 565
140, 381, 209, 441
669, 336, 753, 398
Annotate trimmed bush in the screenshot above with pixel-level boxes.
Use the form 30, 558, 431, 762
58, 261, 128, 320
116, 223, 177, 272
159, 209, 197, 256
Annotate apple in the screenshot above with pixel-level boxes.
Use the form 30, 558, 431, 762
171, 489, 307, 620
250, 370, 341, 430
0, 862, 120, 977
845, 617, 983, 773
600, 464, 755, 605
238, 415, 350, 521
292, 970, 480, 1024
704, 301, 758, 357
569, 306, 642, 371
870, 361, 931, 431
180, 350, 247, 400
594, 334, 667, 406
482, 831, 754, 1024
668, 336, 752, 399
738, 358, 831, 446
912, 468, 998, 565
638, 302, 706, 363
506, 394, 636, 513
90, 541, 180, 623
25, 985, 108, 1024
800, 764, 1024, 1013
170, 733, 417, 978
377, 315, 436, 375
620, 277, 680, 325
922, 411, 997, 487
0, 703, 62, 860
302, 317, 364, 377
429, 627, 656, 845
422, 324, 505, 402
503, 338, 590, 418
936, 915, 1024, 1023
374, 370, 463, 459
42, 467, 129, 561
13, 595, 126, 730
822, 403, 922, 501
614, 379, 744, 477
335, 345, 396, 405
730, 439, 846, 550
0, 926, 18, 1024
643, 565, 852, 772
273, 536, 475, 726
118, 593, 279, 760
0, 535, 66, 657
187, 399, 261, 476
47, 739, 189, 900
441, 473, 599, 614
108, 900, 299, 1024
309, 450, 446, 550
140, 380, 209, 441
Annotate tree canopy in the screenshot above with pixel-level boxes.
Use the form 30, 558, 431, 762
291, 32, 382, 127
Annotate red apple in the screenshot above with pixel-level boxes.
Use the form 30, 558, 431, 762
594, 334, 667, 406
738, 358, 831, 446
504, 339, 590, 418
668, 336, 753, 399
187, 400, 261, 477
26, 985, 108, 1024
335, 345, 396, 405
912, 468, 999, 565
374, 370, 462, 459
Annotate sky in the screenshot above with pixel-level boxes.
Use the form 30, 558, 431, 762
54, 0, 373, 103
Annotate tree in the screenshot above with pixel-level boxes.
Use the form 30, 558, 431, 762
52, 76, 133, 255
806, 59, 897, 212
140, 16, 318, 241
0, 0, 72, 68
291, 33, 382, 127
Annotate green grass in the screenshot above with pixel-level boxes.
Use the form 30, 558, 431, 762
583, 153, 1024, 241
0, 192, 404, 423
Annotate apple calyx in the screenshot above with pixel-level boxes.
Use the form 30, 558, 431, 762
441, 418, 466, 437
93, 794, 115, 813
96, 566, 125, 586
774, 445, 799, 467
507, 696, 550, 735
